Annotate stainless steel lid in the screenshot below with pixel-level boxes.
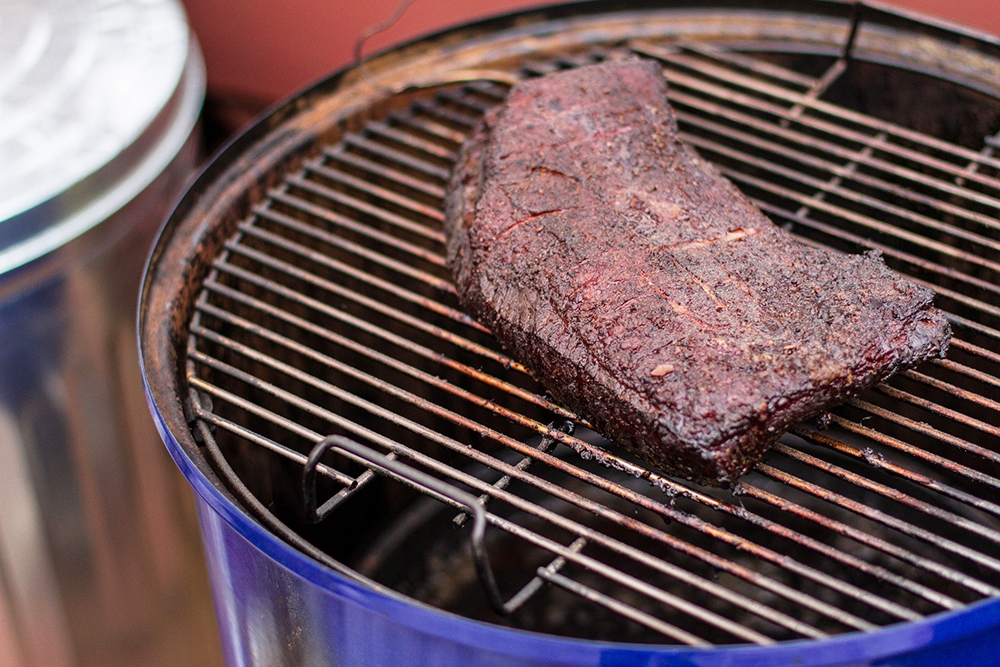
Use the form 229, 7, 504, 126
0, 0, 204, 276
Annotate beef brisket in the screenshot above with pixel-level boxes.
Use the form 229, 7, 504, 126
444, 60, 951, 486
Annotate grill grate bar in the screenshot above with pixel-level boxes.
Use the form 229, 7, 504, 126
241, 207, 454, 294
918, 364, 1000, 402
792, 426, 1000, 516
759, 449, 1000, 577
933, 354, 1000, 391
737, 485, 972, 609
751, 237, 999, 353
196, 277, 567, 419
478, 514, 784, 644
191, 285, 981, 623
322, 146, 447, 199
390, 112, 468, 146
634, 40, 1000, 179
453, 422, 570, 529
280, 176, 446, 243
821, 416, 1000, 505
190, 403, 355, 487
697, 145, 1000, 280
847, 396, 1000, 466
412, 99, 479, 130
671, 41, 818, 89
300, 159, 447, 223
493, 535, 585, 616
537, 569, 712, 646
205, 255, 527, 378
776, 441, 1000, 550
956, 128, 999, 185
944, 311, 1000, 345
736, 472, 995, 609
654, 64, 1000, 213
742, 195, 1000, 324
338, 135, 452, 181
365, 120, 458, 161
672, 105, 1000, 243
875, 382, 1000, 440
261, 195, 446, 273
253, 199, 450, 279
187, 340, 849, 640
434, 87, 498, 115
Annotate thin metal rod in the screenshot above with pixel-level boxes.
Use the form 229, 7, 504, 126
687, 134, 1000, 278
673, 41, 817, 89
206, 252, 529, 376
298, 160, 446, 223
874, 382, 1000, 439
339, 135, 451, 181
751, 199, 1000, 335
187, 330, 934, 628
499, 537, 587, 615
773, 440, 1000, 549
634, 40, 1000, 181
904, 368, 1000, 415
365, 120, 458, 161
539, 569, 711, 646
760, 447, 1000, 573
847, 396, 1000, 466
673, 106, 1000, 239
733, 478, 977, 605
743, 193, 1000, 323
193, 288, 570, 420
323, 146, 446, 199
249, 204, 453, 290
829, 413, 1000, 495
231, 218, 470, 326
389, 111, 467, 145
933, 350, 1000, 391
652, 64, 1000, 210
413, 98, 479, 129
795, 422, 1000, 514
190, 408, 355, 487
186, 360, 828, 639
453, 421, 573, 528
280, 175, 446, 243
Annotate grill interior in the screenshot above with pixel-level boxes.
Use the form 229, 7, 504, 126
180, 7, 1000, 648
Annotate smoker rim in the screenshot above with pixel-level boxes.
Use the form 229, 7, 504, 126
140, 0, 1000, 660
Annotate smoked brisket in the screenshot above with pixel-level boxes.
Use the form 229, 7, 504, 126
444, 60, 951, 486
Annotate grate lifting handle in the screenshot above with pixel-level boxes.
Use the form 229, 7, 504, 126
303, 435, 512, 615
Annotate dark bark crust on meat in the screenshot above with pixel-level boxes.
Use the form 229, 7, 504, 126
445, 60, 951, 486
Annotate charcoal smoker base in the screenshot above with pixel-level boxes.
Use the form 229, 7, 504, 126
141, 1, 1000, 664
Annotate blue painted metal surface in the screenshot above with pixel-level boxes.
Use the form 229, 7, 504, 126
150, 399, 1000, 667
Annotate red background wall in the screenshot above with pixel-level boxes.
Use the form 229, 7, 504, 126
180, 0, 1000, 106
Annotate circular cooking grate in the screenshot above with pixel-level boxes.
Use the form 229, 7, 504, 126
173, 5, 1000, 648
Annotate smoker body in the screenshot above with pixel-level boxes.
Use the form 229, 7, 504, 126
140, 1, 1000, 665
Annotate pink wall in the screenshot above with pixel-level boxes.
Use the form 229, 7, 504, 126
181, 0, 1000, 103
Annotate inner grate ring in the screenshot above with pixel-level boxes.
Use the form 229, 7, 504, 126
183, 30, 1000, 647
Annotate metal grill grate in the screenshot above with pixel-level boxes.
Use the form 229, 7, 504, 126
184, 38, 1000, 646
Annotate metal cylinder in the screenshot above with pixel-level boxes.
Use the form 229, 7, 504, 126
0, 0, 221, 665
